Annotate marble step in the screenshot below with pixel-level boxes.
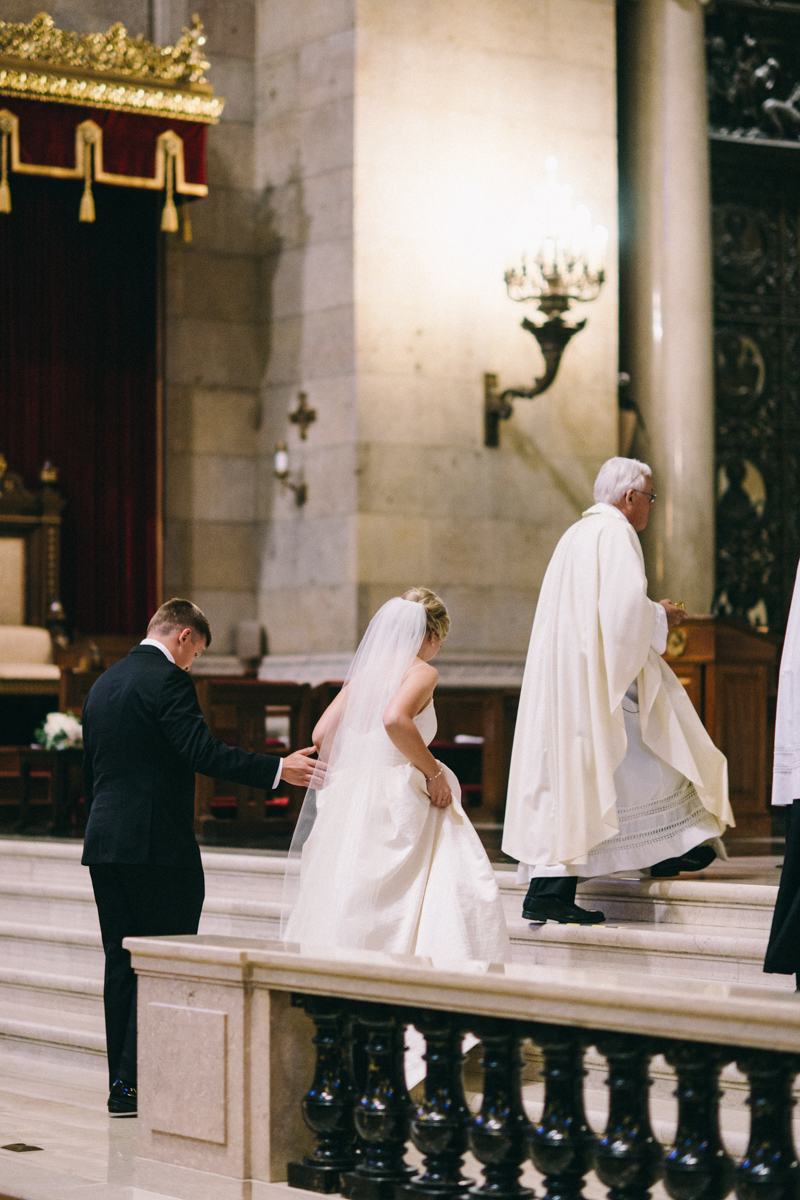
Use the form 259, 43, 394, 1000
497, 870, 780, 931
0, 919, 105, 974
0, 998, 106, 1076
0, 877, 283, 939
507, 914, 792, 988
0, 966, 102, 1016
0, 837, 85, 883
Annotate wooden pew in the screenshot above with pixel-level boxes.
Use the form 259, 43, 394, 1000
194, 678, 312, 846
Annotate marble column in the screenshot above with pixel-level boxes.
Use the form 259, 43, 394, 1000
621, 0, 715, 613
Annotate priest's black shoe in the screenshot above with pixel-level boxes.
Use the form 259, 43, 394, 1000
108, 1078, 137, 1117
650, 845, 716, 878
522, 897, 606, 925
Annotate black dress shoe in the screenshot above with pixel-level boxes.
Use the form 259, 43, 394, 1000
521, 897, 606, 925
650, 845, 716, 878
108, 1078, 137, 1117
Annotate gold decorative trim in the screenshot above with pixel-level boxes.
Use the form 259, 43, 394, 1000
0, 109, 206, 195
0, 68, 223, 121
665, 628, 688, 659
0, 13, 223, 123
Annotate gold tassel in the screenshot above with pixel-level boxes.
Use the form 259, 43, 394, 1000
161, 150, 178, 232
0, 124, 11, 213
79, 133, 95, 223
181, 199, 192, 243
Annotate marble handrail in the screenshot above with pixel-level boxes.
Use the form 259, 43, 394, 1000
125, 933, 800, 1200
125, 932, 800, 1052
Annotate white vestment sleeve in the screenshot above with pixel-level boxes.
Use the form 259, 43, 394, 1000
650, 603, 668, 655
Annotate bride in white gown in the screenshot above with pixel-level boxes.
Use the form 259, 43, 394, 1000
282, 588, 510, 964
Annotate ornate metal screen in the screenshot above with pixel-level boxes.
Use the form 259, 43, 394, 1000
706, 1, 800, 634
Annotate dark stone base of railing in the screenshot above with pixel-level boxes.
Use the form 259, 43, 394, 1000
396, 1183, 473, 1199
288, 1162, 349, 1194
339, 1171, 414, 1200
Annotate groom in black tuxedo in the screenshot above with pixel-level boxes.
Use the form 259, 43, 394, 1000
81, 598, 318, 1116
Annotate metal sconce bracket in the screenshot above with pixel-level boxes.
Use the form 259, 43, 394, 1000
274, 440, 307, 507
484, 313, 586, 446
277, 473, 307, 507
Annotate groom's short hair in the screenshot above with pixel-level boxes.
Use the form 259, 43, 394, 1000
147, 598, 212, 647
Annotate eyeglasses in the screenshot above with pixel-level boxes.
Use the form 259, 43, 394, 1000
631, 489, 657, 505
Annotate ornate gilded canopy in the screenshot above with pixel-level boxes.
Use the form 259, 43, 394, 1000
0, 12, 225, 230
0, 11, 223, 121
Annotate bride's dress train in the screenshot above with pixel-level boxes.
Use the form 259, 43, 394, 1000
284, 701, 510, 965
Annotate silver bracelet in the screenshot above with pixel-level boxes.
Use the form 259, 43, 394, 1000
426, 767, 443, 782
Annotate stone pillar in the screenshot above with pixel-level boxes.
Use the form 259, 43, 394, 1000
621, 0, 715, 612
254, 0, 619, 657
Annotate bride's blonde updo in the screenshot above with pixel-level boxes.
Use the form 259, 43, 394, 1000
402, 587, 450, 642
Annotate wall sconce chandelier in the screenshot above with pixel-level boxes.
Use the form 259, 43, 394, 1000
485, 158, 608, 446
274, 443, 307, 506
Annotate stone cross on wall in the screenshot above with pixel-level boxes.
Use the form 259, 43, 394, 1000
289, 392, 316, 440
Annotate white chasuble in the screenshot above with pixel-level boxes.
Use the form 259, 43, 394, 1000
501, 504, 732, 872
773, 557, 800, 806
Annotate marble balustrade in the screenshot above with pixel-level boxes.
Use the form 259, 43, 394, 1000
125, 934, 800, 1200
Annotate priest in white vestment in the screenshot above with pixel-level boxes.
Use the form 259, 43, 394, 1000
502, 457, 733, 924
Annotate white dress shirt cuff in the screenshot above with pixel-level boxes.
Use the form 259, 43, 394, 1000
272, 758, 283, 789
651, 602, 668, 655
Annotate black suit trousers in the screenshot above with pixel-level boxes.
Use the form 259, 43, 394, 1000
90, 863, 205, 1087
765, 799, 800, 976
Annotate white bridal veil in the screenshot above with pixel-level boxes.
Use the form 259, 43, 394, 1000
280, 596, 427, 942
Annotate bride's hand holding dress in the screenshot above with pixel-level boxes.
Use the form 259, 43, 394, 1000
383, 654, 452, 809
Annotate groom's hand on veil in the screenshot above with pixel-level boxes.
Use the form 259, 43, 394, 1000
281, 746, 323, 788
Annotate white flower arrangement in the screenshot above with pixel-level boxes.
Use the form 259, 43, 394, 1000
35, 711, 83, 750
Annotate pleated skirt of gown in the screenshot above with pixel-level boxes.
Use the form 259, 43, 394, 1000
284, 742, 510, 965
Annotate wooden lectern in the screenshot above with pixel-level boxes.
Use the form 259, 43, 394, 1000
663, 617, 778, 841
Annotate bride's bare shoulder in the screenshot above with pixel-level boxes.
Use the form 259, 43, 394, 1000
408, 659, 438, 685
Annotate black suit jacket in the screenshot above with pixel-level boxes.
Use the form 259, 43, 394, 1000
81, 645, 281, 866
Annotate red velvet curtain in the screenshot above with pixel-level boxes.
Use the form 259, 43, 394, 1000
0, 173, 159, 636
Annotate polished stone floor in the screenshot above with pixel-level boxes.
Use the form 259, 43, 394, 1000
0, 1055, 680, 1200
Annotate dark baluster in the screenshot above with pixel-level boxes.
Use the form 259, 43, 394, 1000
662, 1043, 734, 1200
288, 994, 358, 1193
401, 1011, 472, 1198
527, 1024, 596, 1200
593, 1033, 662, 1200
735, 1051, 800, 1200
340, 1003, 414, 1200
468, 1020, 533, 1200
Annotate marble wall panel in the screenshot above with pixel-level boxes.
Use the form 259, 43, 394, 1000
168, 251, 259, 326
166, 317, 260, 390
258, 583, 358, 654
189, 524, 258, 593
257, 0, 355, 59
190, 457, 258, 523
192, 591, 258, 654
190, 391, 261, 458
259, 512, 355, 589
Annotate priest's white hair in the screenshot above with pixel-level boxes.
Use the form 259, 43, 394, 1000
593, 457, 652, 505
